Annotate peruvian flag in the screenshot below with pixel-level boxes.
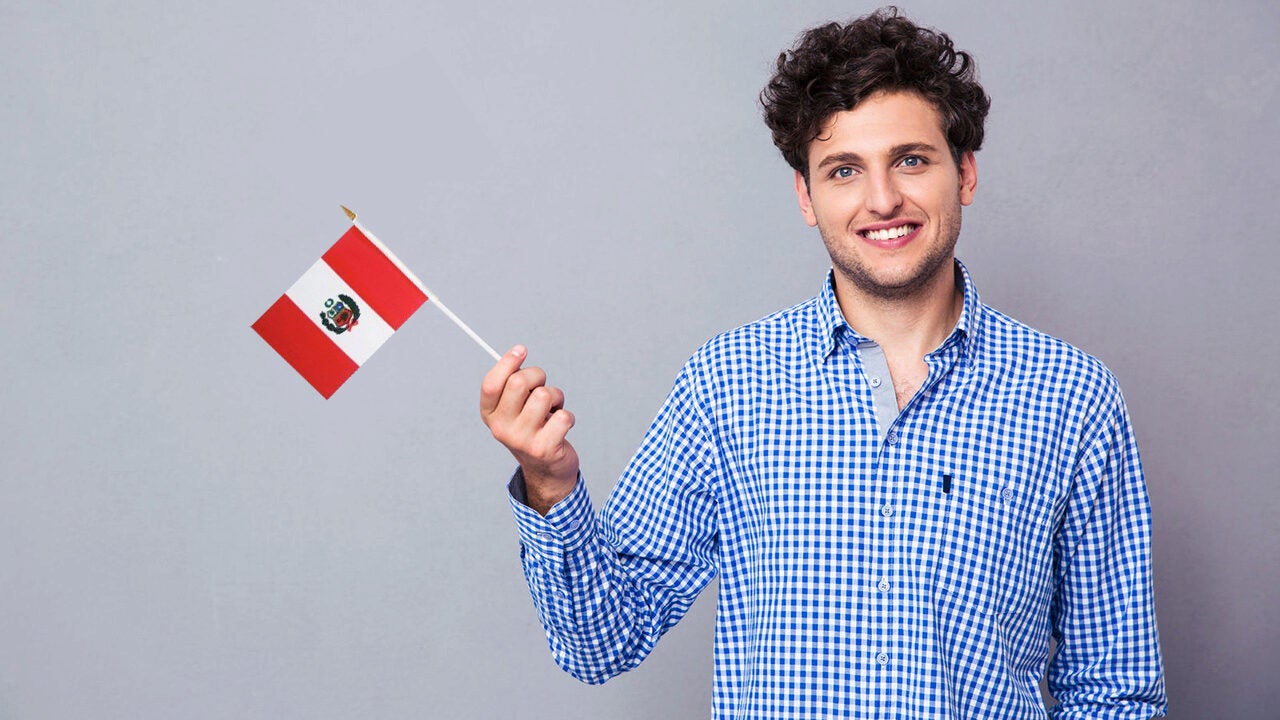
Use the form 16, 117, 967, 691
253, 225, 428, 398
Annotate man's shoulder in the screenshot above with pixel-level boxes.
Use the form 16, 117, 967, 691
689, 294, 822, 369
977, 304, 1122, 402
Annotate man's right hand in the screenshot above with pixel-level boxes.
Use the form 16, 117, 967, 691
480, 345, 580, 516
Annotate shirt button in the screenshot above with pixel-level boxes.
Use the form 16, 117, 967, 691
1001, 487, 1014, 501
877, 579, 891, 592
876, 652, 889, 666
885, 430, 898, 445
880, 505, 894, 518
869, 376, 882, 388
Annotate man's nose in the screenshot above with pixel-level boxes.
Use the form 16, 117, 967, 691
864, 170, 903, 216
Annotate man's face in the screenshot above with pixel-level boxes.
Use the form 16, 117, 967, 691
795, 90, 978, 301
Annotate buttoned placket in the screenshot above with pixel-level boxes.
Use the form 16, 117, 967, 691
861, 332, 968, 708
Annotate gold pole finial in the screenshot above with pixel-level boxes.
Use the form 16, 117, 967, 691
340, 205, 357, 222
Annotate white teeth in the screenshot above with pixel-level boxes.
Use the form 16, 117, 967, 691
864, 225, 915, 241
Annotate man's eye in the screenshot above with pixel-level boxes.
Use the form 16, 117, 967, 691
834, 167, 854, 178
900, 155, 925, 168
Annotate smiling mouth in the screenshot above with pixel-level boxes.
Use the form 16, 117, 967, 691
860, 224, 919, 241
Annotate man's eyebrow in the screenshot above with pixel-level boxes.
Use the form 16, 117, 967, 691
814, 143, 944, 171
889, 142, 943, 157
815, 151, 863, 171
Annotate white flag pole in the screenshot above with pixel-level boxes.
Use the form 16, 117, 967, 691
342, 206, 501, 361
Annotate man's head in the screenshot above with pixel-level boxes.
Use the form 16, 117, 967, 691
762, 9, 988, 302
761, 7, 990, 183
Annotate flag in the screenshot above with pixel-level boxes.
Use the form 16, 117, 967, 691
253, 225, 428, 398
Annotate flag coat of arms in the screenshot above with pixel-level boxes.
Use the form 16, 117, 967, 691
253, 225, 428, 398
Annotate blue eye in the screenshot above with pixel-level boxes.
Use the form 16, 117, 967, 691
900, 156, 924, 167
834, 167, 854, 178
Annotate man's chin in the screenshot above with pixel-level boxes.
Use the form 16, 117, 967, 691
840, 258, 955, 302
858, 279, 928, 301
843, 268, 929, 299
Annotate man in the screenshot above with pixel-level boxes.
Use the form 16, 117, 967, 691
480, 8, 1166, 718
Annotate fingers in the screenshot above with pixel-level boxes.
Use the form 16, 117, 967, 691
479, 345, 528, 415
545, 406, 575, 434
520, 385, 566, 422
491, 365, 541, 420
479, 345, 572, 449
522, 405, 576, 462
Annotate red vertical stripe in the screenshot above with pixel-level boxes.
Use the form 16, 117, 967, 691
253, 295, 359, 398
322, 226, 428, 330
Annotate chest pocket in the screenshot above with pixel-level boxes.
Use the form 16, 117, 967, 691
932, 469, 1052, 618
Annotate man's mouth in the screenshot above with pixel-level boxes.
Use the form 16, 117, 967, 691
859, 223, 919, 241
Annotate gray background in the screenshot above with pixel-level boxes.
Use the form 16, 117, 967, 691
2, 0, 1276, 717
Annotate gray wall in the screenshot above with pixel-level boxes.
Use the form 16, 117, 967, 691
3, 1, 1276, 717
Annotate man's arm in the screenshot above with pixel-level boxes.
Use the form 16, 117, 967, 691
1047, 386, 1168, 718
480, 347, 719, 683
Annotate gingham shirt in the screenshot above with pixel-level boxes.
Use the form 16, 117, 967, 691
509, 262, 1166, 719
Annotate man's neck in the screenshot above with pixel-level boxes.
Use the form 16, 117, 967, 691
833, 262, 963, 361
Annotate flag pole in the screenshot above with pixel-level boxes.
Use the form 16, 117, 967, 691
341, 206, 501, 361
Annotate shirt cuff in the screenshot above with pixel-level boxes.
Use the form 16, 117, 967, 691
507, 468, 595, 557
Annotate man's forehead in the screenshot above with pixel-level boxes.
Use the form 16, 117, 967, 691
810, 90, 948, 155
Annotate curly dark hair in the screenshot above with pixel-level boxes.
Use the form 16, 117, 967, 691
761, 7, 990, 180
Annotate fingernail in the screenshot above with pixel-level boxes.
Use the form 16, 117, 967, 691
512, 345, 527, 358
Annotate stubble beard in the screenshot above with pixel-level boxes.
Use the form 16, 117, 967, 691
820, 210, 962, 302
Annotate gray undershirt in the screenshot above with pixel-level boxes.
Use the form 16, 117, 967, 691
857, 340, 900, 443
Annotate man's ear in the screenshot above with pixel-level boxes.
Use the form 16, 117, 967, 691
795, 170, 818, 227
959, 151, 978, 206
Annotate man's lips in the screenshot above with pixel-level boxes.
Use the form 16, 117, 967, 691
858, 222, 921, 248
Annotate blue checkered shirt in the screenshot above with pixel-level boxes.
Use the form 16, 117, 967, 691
509, 262, 1166, 718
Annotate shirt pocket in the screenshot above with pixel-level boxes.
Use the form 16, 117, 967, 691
931, 467, 1053, 617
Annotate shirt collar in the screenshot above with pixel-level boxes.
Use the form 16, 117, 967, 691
811, 259, 984, 361
948, 258, 983, 355
813, 272, 852, 359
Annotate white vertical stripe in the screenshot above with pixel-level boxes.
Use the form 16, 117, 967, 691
285, 259, 395, 366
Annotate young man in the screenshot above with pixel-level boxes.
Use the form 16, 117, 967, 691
480, 8, 1166, 718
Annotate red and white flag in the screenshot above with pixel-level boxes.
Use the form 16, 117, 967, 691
253, 224, 428, 398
